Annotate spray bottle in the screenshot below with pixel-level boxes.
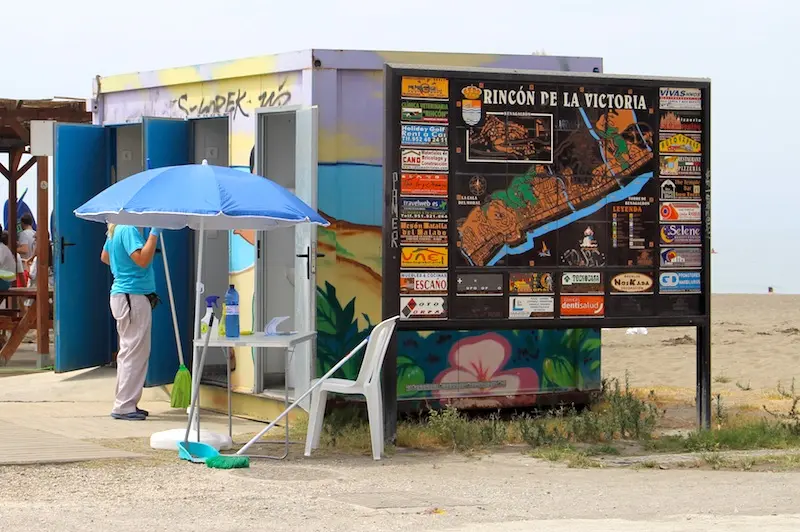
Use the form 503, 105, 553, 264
200, 295, 220, 339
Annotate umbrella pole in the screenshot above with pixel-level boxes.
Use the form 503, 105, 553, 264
190, 219, 206, 439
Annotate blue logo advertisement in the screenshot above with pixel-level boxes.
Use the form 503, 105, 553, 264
401, 124, 448, 147
659, 271, 701, 293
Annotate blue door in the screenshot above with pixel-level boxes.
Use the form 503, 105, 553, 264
54, 124, 113, 372
142, 117, 192, 386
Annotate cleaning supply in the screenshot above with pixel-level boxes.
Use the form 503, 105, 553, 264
178, 313, 249, 470
200, 295, 220, 339
224, 284, 240, 338
159, 232, 191, 409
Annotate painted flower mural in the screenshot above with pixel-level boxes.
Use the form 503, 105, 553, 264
433, 333, 540, 408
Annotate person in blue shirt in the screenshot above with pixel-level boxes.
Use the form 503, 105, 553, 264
101, 224, 161, 420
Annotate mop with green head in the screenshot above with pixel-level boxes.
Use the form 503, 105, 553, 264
159, 233, 191, 409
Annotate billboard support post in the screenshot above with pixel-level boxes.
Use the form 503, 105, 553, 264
697, 323, 712, 429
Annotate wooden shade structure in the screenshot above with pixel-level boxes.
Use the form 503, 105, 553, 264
0, 98, 90, 362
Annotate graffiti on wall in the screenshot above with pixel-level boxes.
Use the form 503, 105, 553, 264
102, 74, 299, 133
173, 79, 293, 119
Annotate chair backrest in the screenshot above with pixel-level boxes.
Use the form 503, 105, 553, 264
355, 315, 399, 386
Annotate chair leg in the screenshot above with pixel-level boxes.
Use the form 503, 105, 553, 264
373, 383, 385, 455
304, 388, 327, 457
365, 388, 382, 460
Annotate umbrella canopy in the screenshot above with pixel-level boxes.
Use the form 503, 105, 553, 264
74, 162, 329, 230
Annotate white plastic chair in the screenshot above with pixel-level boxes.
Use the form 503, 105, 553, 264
304, 315, 399, 460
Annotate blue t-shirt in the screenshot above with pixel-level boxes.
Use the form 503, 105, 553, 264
104, 226, 156, 295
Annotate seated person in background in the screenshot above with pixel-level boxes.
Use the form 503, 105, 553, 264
0, 231, 20, 291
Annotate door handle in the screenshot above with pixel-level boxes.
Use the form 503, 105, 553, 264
296, 247, 326, 279
60, 237, 76, 264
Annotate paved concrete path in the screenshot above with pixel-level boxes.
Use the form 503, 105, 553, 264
0, 420, 141, 465
0, 366, 266, 465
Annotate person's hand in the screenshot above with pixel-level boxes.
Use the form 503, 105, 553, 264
149, 227, 162, 238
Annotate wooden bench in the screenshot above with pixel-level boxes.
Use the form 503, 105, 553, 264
0, 288, 53, 366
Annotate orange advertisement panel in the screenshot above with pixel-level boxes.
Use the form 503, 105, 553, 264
560, 295, 605, 317
401, 173, 448, 196
401, 246, 448, 269
401, 77, 449, 99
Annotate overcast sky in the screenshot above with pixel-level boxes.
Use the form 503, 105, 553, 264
1, 0, 796, 293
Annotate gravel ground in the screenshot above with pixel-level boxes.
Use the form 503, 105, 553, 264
3, 442, 800, 532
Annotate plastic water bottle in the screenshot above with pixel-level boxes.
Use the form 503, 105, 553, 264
224, 284, 240, 338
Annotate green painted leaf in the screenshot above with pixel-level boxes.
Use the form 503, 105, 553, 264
397, 356, 426, 398
543, 356, 576, 389
581, 338, 602, 353
589, 360, 601, 372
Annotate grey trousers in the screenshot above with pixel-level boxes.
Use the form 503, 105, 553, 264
110, 294, 152, 415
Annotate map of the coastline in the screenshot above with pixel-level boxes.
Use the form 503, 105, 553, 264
457, 107, 654, 267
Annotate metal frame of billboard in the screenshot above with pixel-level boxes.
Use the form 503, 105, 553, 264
381, 64, 712, 440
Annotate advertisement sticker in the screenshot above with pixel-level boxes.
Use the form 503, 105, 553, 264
401, 124, 448, 147
401, 101, 449, 123
610, 272, 654, 294
400, 220, 448, 244
659, 271, 701, 294
509, 296, 555, 319
660, 155, 701, 177
401, 77, 449, 99
660, 178, 701, 200
400, 246, 448, 269
400, 296, 447, 319
509, 272, 554, 294
660, 247, 702, 269
560, 272, 603, 294
659, 202, 701, 222
560, 296, 605, 317
400, 197, 448, 220
658, 132, 701, 154
660, 224, 702, 246
402, 148, 449, 171
400, 272, 448, 294
400, 173, 448, 197
659, 87, 702, 110
659, 111, 702, 132
456, 273, 504, 296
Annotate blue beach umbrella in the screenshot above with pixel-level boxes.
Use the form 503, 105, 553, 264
75, 161, 328, 230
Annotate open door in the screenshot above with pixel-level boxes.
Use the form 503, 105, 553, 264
142, 117, 192, 386
54, 124, 113, 372
253, 106, 319, 404
292, 106, 320, 406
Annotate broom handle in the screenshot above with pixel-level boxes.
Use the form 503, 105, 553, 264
237, 336, 369, 455
160, 232, 185, 366
185, 315, 214, 443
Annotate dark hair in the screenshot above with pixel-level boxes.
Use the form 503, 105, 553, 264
1, 231, 8, 246
20, 213, 33, 227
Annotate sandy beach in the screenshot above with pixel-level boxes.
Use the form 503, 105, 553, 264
602, 294, 800, 406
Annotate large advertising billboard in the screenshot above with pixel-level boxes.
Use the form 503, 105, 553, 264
384, 67, 710, 328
